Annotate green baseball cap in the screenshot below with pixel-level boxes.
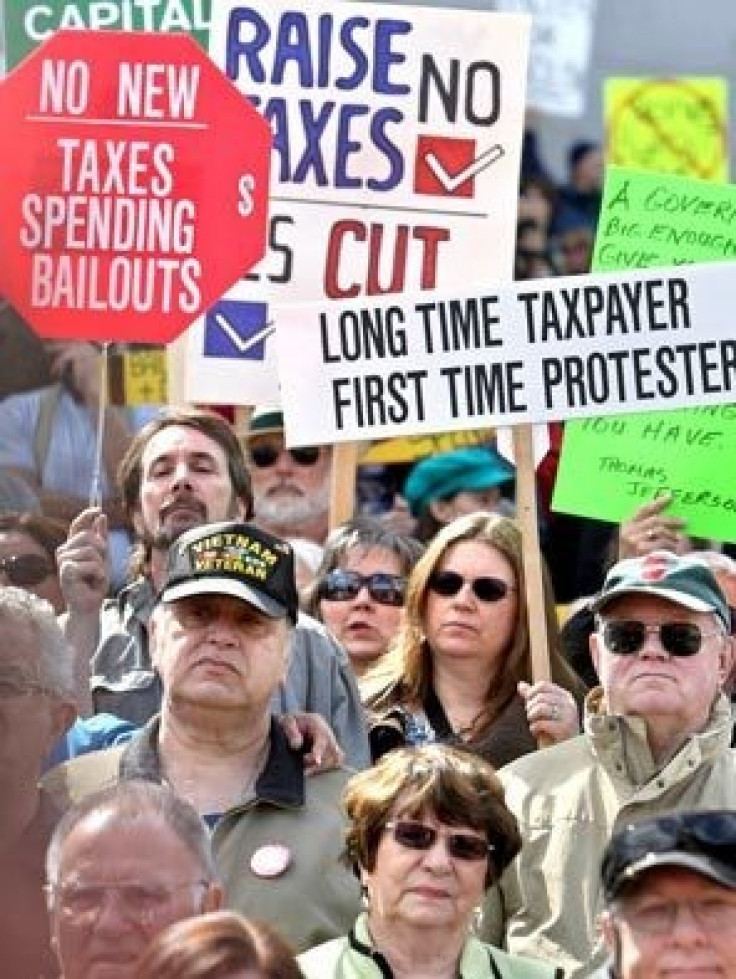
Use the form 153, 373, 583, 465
591, 551, 730, 630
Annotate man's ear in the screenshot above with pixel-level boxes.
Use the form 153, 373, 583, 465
149, 607, 162, 672
717, 635, 735, 690
429, 499, 454, 525
203, 882, 224, 912
590, 628, 602, 679
131, 506, 145, 539
599, 910, 617, 953
44, 698, 77, 757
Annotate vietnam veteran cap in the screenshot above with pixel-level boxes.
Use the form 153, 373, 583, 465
158, 521, 298, 624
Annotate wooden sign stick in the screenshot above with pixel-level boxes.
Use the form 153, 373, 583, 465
512, 424, 552, 747
329, 442, 360, 531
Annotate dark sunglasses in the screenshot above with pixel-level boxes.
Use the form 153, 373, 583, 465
602, 620, 722, 658
249, 444, 321, 469
428, 570, 514, 603
605, 811, 736, 895
384, 820, 493, 861
0, 553, 54, 587
319, 569, 406, 607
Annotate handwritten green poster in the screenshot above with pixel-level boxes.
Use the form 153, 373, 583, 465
553, 166, 736, 541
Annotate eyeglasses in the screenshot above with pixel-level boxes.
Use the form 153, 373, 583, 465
620, 897, 736, 935
47, 880, 210, 926
249, 444, 321, 469
384, 820, 493, 861
0, 553, 53, 586
319, 569, 406, 607
428, 570, 515, 603
602, 620, 723, 658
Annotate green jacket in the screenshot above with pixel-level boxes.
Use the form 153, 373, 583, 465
299, 913, 562, 978
43, 716, 362, 953
482, 690, 736, 978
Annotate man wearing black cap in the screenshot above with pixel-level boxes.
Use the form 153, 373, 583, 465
598, 811, 736, 979
44, 521, 362, 954
57, 407, 369, 768
483, 551, 736, 978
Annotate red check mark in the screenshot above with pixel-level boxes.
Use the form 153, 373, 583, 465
425, 143, 505, 193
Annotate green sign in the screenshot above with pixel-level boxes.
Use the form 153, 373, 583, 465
4, 0, 211, 70
593, 165, 736, 272
554, 406, 736, 542
554, 166, 736, 542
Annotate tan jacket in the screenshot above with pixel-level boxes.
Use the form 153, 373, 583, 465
482, 690, 736, 978
43, 717, 362, 953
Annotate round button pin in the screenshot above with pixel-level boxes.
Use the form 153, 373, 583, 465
250, 843, 292, 878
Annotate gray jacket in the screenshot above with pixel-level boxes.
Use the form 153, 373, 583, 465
89, 578, 371, 769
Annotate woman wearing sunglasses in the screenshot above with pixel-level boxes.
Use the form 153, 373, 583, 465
299, 744, 560, 979
303, 519, 424, 679
0, 511, 67, 613
362, 511, 585, 767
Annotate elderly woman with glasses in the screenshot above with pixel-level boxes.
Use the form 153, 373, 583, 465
303, 519, 424, 679
361, 512, 585, 767
299, 744, 561, 979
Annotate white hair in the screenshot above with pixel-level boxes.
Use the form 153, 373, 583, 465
0, 586, 75, 698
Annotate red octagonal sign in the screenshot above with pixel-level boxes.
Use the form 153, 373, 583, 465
0, 30, 272, 343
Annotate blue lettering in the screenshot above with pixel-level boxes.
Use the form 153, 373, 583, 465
368, 108, 404, 191
292, 100, 334, 186
225, 9, 411, 95
373, 20, 411, 95
225, 9, 269, 83
334, 104, 369, 188
272, 13, 312, 85
337, 17, 370, 90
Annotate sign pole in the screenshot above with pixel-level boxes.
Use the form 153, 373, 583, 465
329, 442, 360, 532
512, 424, 553, 747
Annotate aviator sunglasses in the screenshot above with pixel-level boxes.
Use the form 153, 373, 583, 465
384, 820, 493, 861
249, 444, 321, 469
428, 570, 514, 603
0, 553, 54, 587
602, 619, 722, 658
319, 569, 406, 607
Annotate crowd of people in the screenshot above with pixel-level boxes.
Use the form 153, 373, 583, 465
1, 123, 735, 978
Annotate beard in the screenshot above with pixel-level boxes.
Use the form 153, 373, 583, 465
254, 483, 330, 532
142, 492, 243, 554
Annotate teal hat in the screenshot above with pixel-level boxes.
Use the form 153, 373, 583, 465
591, 551, 730, 631
403, 447, 514, 518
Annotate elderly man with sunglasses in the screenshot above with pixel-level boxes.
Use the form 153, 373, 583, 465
244, 406, 333, 546
596, 810, 736, 979
482, 551, 736, 979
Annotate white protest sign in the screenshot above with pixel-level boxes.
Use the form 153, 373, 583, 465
274, 261, 736, 446
496, 0, 596, 118
184, 0, 530, 405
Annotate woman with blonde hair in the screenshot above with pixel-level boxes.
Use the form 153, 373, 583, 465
362, 511, 585, 766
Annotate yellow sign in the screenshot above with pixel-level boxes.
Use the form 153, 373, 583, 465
360, 428, 494, 464
605, 77, 729, 181
121, 350, 168, 405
